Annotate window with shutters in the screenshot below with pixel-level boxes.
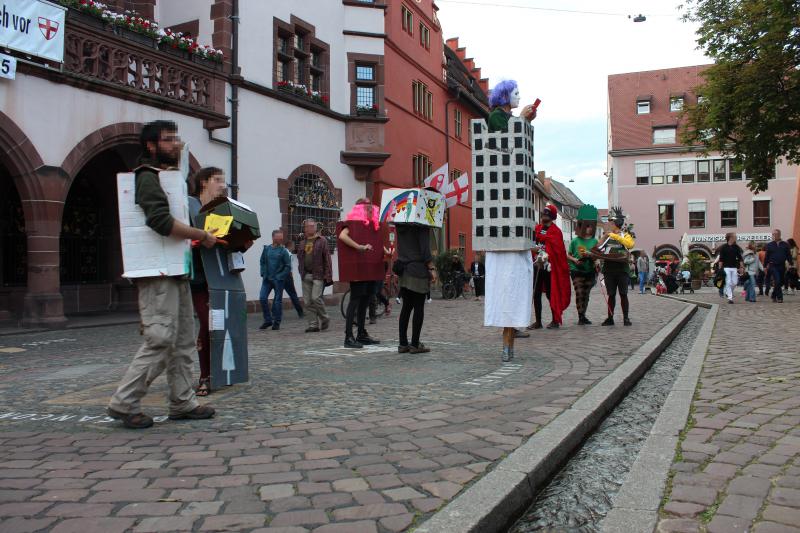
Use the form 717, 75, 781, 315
665, 161, 680, 184
680, 160, 695, 183
697, 160, 710, 182
658, 204, 675, 229
650, 162, 665, 185
688, 201, 706, 229
635, 163, 649, 185
720, 200, 738, 227
713, 159, 727, 181
753, 199, 770, 227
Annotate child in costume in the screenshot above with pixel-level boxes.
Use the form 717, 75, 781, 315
592, 206, 635, 326
529, 204, 570, 329
481, 80, 537, 362
567, 204, 599, 325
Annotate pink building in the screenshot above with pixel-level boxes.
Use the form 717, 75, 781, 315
607, 65, 799, 263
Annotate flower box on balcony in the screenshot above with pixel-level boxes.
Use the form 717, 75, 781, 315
192, 54, 223, 70
114, 26, 157, 48
158, 42, 191, 60
67, 8, 107, 31
356, 109, 379, 116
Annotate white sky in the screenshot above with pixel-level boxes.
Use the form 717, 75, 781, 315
436, 0, 710, 207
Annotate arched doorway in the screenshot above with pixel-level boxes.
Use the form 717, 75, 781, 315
60, 145, 139, 314
0, 165, 27, 320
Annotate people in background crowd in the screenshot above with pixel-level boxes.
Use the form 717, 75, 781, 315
470, 253, 486, 301
742, 241, 763, 303
259, 230, 292, 331
636, 253, 649, 294
765, 229, 793, 303
297, 219, 332, 332
714, 233, 744, 304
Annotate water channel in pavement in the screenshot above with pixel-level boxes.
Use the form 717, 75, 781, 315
510, 308, 707, 532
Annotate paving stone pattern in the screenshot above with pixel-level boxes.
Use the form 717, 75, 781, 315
0, 293, 685, 532
658, 293, 800, 533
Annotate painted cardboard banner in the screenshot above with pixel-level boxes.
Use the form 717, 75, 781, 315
379, 188, 444, 228
0, 0, 66, 63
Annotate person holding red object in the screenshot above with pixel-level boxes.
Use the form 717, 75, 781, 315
529, 204, 571, 329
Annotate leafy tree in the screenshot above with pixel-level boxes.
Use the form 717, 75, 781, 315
680, 0, 800, 192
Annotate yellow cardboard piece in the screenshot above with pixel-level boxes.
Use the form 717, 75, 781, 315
204, 213, 234, 238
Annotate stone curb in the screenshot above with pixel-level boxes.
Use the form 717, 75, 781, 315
414, 304, 698, 533
657, 294, 714, 309
600, 303, 718, 533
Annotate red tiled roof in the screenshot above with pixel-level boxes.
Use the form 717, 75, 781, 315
608, 64, 712, 151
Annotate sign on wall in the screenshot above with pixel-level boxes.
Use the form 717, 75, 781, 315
689, 233, 771, 243
0, 0, 66, 64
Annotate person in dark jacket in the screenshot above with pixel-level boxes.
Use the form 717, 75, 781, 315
259, 230, 292, 330
297, 219, 332, 332
396, 225, 437, 353
188, 166, 228, 396
713, 233, 744, 304
469, 253, 486, 300
108, 121, 216, 429
765, 229, 793, 303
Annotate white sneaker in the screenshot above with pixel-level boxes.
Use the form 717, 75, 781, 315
426, 298, 433, 304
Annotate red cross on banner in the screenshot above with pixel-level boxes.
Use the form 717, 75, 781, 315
444, 173, 469, 208
38, 17, 60, 41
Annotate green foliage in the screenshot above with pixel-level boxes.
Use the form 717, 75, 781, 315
686, 251, 708, 279
680, 0, 800, 192
434, 249, 464, 281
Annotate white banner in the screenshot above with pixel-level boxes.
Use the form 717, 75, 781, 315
689, 233, 771, 243
0, 0, 66, 63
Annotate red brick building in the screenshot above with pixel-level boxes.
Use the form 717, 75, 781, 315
372, 0, 489, 258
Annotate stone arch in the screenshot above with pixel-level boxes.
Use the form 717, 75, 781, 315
688, 243, 713, 259
654, 244, 681, 262
60, 122, 201, 189
277, 164, 342, 250
0, 111, 44, 180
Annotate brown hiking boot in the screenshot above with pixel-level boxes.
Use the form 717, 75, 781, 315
168, 405, 216, 421
107, 407, 154, 429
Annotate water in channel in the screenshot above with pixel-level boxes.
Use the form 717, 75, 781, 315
510, 308, 707, 532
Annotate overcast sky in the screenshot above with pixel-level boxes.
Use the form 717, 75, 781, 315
436, 0, 710, 208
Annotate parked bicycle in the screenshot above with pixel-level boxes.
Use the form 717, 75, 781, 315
340, 267, 399, 319
441, 271, 470, 300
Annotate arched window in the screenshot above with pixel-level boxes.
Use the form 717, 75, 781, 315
287, 171, 341, 252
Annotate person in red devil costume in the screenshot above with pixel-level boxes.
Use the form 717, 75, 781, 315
529, 204, 571, 329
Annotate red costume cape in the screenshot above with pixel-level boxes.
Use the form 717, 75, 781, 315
535, 223, 571, 324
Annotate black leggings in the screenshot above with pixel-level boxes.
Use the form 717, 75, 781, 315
399, 288, 426, 347
604, 272, 630, 319
533, 267, 551, 323
345, 281, 370, 338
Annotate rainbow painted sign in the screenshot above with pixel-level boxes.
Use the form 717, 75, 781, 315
379, 188, 444, 228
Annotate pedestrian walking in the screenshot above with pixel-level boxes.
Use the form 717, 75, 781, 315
470, 253, 485, 301
337, 199, 383, 349
757, 244, 767, 296
636, 253, 650, 294
567, 205, 599, 325
108, 120, 216, 429
188, 166, 228, 397
765, 229, 793, 303
259, 230, 292, 331
742, 241, 763, 302
784, 238, 798, 294
713, 233, 744, 304
396, 224, 436, 354
628, 257, 637, 290
297, 219, 332, 332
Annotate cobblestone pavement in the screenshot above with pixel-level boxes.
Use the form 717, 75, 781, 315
0, 291, 686, 532
658, 293, 800, 533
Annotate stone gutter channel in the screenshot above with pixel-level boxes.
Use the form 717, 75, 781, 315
416, 302, 717, 533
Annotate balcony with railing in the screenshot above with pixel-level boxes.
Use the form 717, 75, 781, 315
21, 9, 229, 128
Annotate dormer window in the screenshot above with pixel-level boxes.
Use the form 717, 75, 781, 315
637, 100, 651, 114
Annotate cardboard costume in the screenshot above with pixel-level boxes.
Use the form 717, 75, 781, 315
379, 188, 444, 227
337, 203, 384, 283
194, 198, 260, 389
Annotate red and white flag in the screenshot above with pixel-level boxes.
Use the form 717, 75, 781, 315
423, 163, 449, 192
443, 173, 469, 208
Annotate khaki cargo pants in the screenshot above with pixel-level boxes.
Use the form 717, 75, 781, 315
108, 277, 199, 416
302, 274, 329, 328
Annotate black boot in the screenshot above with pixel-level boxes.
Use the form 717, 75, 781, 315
601, 317, 615, 326
623, 317, 632, 326
344, 336, 363, 349
357, 331, 380, 345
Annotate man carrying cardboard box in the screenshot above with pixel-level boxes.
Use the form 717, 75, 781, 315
108, 121, 217, 429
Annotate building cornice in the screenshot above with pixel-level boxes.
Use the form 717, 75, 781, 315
232, 76, 389, 124
609, 145, 707, 157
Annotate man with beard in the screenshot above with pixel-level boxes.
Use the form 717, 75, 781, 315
108, 121, 217, 429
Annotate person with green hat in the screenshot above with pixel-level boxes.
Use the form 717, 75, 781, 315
567, 204, 599, 325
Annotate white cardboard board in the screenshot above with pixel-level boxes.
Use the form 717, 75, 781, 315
117, 168, 192, 278
379, 188, 445, 227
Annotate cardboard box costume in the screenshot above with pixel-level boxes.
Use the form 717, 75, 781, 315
471, 117, 536, 252
194, 199, 260, 389
117, 168, 192, 279
379, 188, 444, 228
336, 220, 385, 283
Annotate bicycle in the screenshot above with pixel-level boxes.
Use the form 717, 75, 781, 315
441, 271, 470, 300
339, 268, 399, 319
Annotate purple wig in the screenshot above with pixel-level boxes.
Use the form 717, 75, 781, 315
488, 79, 518, 108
